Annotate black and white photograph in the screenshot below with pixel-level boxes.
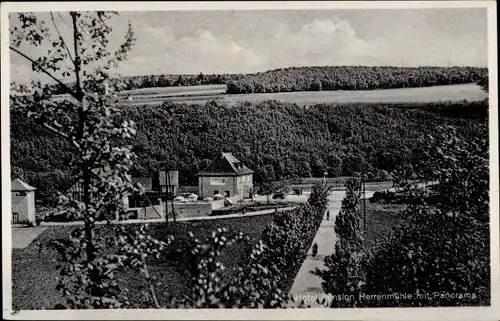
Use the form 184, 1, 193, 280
2, 1, 498, 320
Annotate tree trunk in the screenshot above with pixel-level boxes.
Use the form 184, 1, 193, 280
82, 165, 95, 262
71, 11, 94, 262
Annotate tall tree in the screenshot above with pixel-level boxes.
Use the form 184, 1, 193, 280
10, 11, 166, 309
312, 178, 366, 307
364, 124, 489, 307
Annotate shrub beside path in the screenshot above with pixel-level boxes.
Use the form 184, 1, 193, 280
288, 190, 376, 308
11, 206, 300, 249
287, 191, 345, 307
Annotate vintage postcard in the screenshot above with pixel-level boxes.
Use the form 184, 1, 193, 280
1, 1, 498, 320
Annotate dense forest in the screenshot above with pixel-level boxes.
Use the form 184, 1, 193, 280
47, 73, 243, 95
121, 73, 241, 90
226, 66, 488, 93
46, 66, 488, 95
11, 98, 488, 200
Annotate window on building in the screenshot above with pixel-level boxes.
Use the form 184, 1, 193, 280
214, 190, 219, 195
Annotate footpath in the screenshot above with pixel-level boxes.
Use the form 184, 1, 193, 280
288, 190, 376, 308
37, 206, 298, 227
287, 191, 345, 307
11, 206, 298, 249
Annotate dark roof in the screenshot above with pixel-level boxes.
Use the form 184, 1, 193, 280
197, 152, 254, 176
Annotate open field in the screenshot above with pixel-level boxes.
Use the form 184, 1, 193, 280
12, 214, 273, 310
120, 84, 227, 96
50, 83, 487, 107
113, 83, 486, 106
224, 83, 487, 105
359, 202, 407, 250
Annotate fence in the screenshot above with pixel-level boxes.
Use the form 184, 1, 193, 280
288, 180, 394, 192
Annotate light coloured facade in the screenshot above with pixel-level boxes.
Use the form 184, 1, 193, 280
197, 153, 254, 199
11, 178, 36, 225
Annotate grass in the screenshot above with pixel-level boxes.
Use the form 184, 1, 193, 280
359, 201, 407, 251
53, 83, 486, 107
12, 214, 273, 310
120, 84, 227, 96
224, 83, 486, 106
113, 83, 486, 107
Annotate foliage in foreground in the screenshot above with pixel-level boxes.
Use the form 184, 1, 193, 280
315, 124, 490, 307
10, 11, 171, 309
170, 183, 329, 308
11, 11, 332, 310
363, 124, 489, 307
311, 178, 366, 307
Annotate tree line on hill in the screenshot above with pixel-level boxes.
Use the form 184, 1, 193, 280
226, 66, 488, 94
120, 73, 242, 90
10, 98, 488, 202
44, 66, 487, 95
46, 73, 244, 95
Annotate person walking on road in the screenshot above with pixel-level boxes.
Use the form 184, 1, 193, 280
326, 210, 330, 221
312, 242, 318, 257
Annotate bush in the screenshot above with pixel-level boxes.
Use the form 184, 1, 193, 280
272, 192, 286, 199
375, 170, 391, 181
318, 124, 489, 308
312, 178, 366, 307
176, 183, 330, 307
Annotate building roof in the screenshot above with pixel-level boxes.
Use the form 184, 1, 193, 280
11, 178, 36, 192
197, 152, 254, 176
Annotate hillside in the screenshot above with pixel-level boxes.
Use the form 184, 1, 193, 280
10, 99, 488, 201
226, 66, 488, 94
45, 66, 487, 95
110, 83, 488, 107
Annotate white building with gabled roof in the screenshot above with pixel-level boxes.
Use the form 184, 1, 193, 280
11, 178, 37, 225
197, 152, 254, 199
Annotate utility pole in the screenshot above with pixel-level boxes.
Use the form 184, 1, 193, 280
362, 171, 366, 231
166, 169, 176, 223
161, 169, 168, 226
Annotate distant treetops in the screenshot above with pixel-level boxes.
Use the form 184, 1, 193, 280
45, 66, 488, 95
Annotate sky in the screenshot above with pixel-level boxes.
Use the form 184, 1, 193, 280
9, 8, 488, 83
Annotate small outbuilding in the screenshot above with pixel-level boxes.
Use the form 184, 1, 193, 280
11, 178, 37, 225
